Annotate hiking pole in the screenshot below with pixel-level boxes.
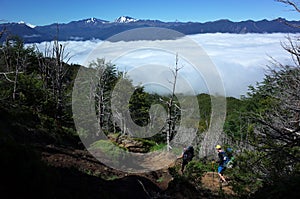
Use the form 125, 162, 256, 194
212, 161, 214, 182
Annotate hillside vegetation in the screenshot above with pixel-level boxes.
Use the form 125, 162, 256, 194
0, 29, 299, 198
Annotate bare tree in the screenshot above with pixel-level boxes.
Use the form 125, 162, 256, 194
277, 0, 300, 12
251, 59, 300, 176
276, 1, 300, 28
89, 58, 119, 135
36, 39, 70, 122
0, 37, 26, 100
247, 35, 300, 179
229, 0, 300, 183
36, 44, 51, 90
161, 53, 182, 151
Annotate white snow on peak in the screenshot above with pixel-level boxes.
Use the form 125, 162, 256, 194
18, 21, 36, 28
115, 16, 137, 23
26, 23, 36, 28
86, 17, 96, 23
85, 17, 108, 24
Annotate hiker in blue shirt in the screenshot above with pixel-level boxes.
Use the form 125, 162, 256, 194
215, 145, 229, 184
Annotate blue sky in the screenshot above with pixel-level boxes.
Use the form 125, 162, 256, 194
1, 0, 299, 25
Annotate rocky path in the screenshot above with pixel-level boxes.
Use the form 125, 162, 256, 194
201, 172, 235, 195
39, 144, 174, 190
37, 144, 235, 198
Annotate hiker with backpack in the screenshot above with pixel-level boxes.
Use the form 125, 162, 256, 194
178, 146, 194, 173
215, 145, 229, 184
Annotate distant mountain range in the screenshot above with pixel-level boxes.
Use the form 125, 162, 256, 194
1, 16, 300, 43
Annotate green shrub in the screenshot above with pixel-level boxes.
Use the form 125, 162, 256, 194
89, 139, 127, 167
150, 143, 167, 152
185, 160, 211, 179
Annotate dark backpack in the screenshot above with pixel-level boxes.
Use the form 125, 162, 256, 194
183, 146, 194, 161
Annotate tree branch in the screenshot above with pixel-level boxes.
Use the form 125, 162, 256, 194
0, 71, 23, 83
277, 0, 300, 13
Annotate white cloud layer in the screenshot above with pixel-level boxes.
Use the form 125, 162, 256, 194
31, 33, 299, 98
189, 33, 297, 97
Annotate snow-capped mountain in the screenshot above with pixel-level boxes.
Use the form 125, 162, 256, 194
18, 21, 36, 28
1, 17, 300, 43
85, 17, 97, 24
84, 17, 108, 24
114, 16, 137, 23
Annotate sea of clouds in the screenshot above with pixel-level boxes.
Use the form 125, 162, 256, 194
31, 33, 298, 98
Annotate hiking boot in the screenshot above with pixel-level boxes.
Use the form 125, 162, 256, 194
222, 181, 228, 186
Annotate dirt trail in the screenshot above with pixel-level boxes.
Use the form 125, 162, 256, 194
201, 172, 235, 195
40, 144, 235, 197
40, 144, 174, 190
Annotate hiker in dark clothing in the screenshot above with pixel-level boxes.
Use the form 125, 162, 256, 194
178, 146, 194, 173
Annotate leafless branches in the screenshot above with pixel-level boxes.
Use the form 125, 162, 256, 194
0, 38, 28, 100
280, 36, 300, 66
253, 51, 300, 166
0, 71, 17, 82
277, 0, 300, 13
276, 1, 300, 28
35, 40, 70, 121
165, 53, 183, 151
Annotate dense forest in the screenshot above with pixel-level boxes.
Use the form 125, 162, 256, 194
1, 3, 300, 198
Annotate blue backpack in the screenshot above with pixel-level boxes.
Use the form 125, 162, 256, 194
225, 148, 235, 168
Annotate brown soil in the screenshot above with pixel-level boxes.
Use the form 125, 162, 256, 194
36, 144, 235, 198
201, 172, 235, 195
39, 144, 174, 190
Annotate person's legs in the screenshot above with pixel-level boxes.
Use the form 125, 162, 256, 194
218, 166, 227, 183
181, 160, 188, 173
